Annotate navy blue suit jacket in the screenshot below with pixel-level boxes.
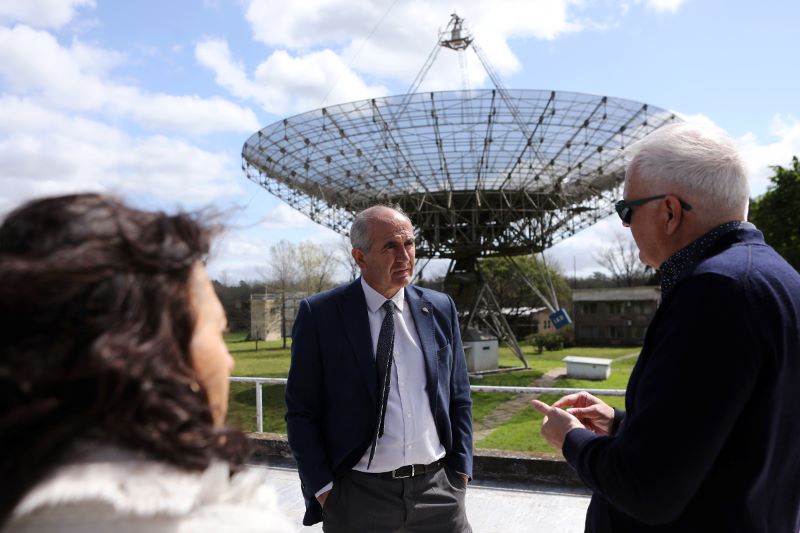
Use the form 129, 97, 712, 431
285, 279, 473, 526
564, 224, 800, 532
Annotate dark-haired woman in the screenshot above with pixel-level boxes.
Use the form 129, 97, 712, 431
0, 194, 291, 532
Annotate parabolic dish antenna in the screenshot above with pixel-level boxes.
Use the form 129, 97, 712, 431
242, 14, 678, 368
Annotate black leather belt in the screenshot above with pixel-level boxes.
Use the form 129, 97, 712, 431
373, 460, 444, 480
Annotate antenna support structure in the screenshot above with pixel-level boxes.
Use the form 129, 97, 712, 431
242, 14, 679, 371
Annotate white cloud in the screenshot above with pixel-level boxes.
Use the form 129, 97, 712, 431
206, 215, 346, 281
668, 112, 800, 199
196, 37, 388, 114
0, 25, 259, 134
200, 0, 591, 115
244, 0, 583, 53
0, 96, 242, 215
736, 115, 800, 198
119, 93, 260, 135
259, 203, 320, 229
549, 215, 624, 277
672, 112, 719, 130
207, 230, 272, 281
0, 0, 94, 28
235, 0, 587, 106
548, 113, 800, 278
245, 0, 378, 49
642, 0, 688, 14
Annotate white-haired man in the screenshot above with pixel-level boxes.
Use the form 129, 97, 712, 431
532, 123, 800, 532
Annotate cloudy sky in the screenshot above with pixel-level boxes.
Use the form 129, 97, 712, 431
1, 0, 798, 281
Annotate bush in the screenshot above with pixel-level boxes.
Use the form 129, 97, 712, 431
529, 332, 564, 352
556, 324, 575, 348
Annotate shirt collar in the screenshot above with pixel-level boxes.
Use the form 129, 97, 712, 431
360, 277, 405, 313
659, 220, 743, 295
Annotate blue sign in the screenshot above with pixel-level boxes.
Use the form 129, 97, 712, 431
549, 308, 572, 330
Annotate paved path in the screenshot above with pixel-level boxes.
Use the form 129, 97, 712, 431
472, 367, 566, 441
474, 353, 640, 442
256, 464, 591, 532
611, 352, 640, 363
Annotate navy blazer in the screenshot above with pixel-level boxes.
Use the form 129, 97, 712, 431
563, 225, 800, 532
285, 279, 473, 526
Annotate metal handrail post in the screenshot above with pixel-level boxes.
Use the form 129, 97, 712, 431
256, 382, 263, 433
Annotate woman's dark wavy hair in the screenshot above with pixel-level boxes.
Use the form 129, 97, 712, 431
0, 193, 250, 524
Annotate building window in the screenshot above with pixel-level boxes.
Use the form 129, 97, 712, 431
581, 302, 597, 314
608, 326, 624, 338
609, 302, 622, 314
580, 326, 599, 338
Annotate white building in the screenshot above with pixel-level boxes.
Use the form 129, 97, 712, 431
250, 292, 307, 341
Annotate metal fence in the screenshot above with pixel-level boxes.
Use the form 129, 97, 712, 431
230, 377, 625, 433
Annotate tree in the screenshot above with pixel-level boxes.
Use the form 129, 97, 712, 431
267, 240, 299, 348
337, 236, 360, 282
268, 240, 299, 291
479, 254, 572, 317
297, 240, 338, 294
593, 231, 653, 287
212, 278, 260, 331
749, 156, 800, 271
415, 270, 445, 292
263, 240, 341, 348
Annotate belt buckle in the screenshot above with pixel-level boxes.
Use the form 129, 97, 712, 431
392, 465, 414, 479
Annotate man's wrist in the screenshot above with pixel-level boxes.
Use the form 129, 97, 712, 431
315, 481, 333, 499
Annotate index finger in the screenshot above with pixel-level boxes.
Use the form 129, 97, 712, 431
552, 392, 588, 409
531, 399, 553, 415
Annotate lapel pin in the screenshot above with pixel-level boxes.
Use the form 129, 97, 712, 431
422, 307, 429, 314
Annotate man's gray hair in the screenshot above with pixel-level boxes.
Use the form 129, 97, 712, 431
628, 122, 750, 215
349, 204, 412, 251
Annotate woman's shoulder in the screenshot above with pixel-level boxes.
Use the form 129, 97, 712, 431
8, 441, 293, 533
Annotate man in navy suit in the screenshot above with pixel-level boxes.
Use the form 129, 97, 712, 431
532, 123, 800, 531
286, 205, 473, 531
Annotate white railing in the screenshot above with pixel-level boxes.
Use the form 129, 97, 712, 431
230, 377, 625, 433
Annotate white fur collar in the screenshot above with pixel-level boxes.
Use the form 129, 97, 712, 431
13, 441, 281, 521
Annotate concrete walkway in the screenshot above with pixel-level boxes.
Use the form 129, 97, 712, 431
256, 464, 591, 532
472, 367, 566, 441
474, 353, 640, 442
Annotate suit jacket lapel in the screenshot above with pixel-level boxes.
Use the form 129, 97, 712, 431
405, 286, 438, 413
340, 278, 377, 403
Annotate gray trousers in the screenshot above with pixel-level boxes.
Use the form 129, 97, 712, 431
322, 464, 472, 533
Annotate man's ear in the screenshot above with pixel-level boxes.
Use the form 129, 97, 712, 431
352, 248, 366, 270
664, 195, 685, 236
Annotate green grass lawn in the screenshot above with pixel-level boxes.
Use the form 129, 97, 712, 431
225, 332, 292, 433
472, 345, 635, 452
224, 331, 638, 453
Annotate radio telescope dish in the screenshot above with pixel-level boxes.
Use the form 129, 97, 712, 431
242, 14, 679, 369
243, 88, 676, 258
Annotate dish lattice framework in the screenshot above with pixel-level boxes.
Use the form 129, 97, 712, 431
242, 88, 677, 259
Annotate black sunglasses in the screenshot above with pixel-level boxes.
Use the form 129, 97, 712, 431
614, 194, 693, 225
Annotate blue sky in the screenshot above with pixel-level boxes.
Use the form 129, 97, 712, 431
1, 0, 798, 281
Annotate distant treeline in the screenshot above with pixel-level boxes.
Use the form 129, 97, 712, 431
212, 280, 263, 332
211, 269, 654, 333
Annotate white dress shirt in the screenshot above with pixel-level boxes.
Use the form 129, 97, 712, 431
352, 278, 446, 473
316, 279, 447, 497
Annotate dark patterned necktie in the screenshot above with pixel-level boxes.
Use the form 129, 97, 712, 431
367, 300, 395, 468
